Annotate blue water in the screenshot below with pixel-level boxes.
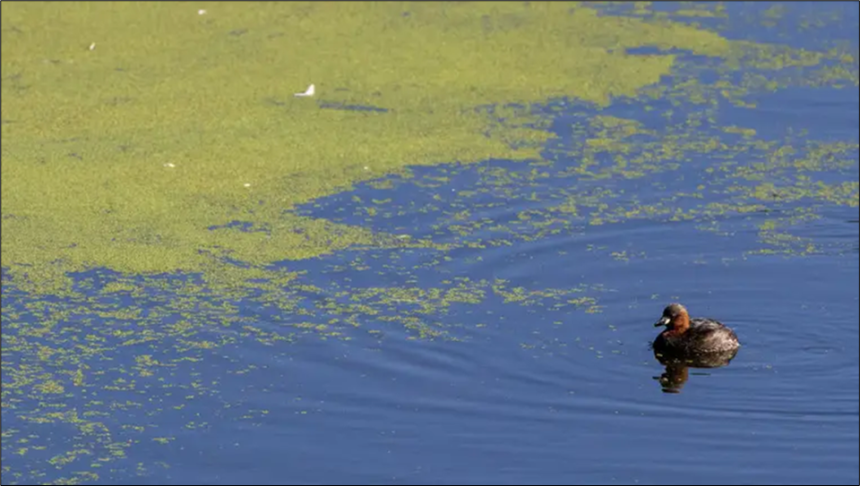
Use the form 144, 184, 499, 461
2, 3, 858, 485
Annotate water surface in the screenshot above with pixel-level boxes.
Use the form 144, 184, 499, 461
2, 2, 858, 485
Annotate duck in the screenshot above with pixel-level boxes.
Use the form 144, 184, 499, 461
652, 303, 740, 357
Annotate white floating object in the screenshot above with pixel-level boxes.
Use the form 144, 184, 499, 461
244, 183, 251, 187
164, 163, 175, 168
198, 9, 207, 15
294, 84, 315, 97
363, 166, 369, 171
89, 43, 96, 51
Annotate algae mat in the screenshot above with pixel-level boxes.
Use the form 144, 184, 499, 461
2, 3, 854, 287
2, 1, 734, 284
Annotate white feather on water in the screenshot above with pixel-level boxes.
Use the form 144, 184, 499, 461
294, 84, 315, 97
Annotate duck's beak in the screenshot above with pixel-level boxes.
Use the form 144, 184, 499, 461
654, 316, 671, 327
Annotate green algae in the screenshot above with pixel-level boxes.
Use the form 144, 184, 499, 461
2, 1, 734, 288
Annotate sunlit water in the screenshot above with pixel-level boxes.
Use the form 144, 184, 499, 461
2, 3, 858, 485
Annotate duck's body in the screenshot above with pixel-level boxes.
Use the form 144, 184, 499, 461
652, 303, 740, 357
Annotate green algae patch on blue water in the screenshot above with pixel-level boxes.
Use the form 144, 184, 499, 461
1, 2, 735, 289
2, 3, 859, 485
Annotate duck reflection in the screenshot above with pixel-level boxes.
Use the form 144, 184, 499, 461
652, 348, 738, 393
